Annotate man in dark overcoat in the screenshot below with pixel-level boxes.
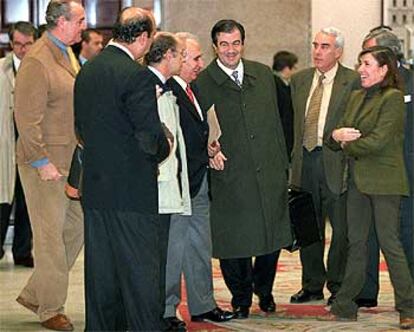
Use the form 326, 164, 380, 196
195, 19, 292, 319
74, 7, 170, 331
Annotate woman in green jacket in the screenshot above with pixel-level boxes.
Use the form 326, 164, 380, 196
325, 46, 414, 329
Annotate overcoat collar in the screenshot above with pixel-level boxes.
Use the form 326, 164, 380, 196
206, 58, 258, 91
2, 52, 15, 87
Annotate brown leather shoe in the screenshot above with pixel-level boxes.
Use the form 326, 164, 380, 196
16, 296, 39, 314
400, 317, 414, 330
41, 314, 74, 331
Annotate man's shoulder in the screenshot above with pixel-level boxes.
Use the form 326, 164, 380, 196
337, 63, 359, 79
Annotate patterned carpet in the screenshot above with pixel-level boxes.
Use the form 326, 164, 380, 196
181, 236, 403, 332
0, 226, 404, 331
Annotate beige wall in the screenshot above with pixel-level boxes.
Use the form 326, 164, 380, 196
312, 0, 381, 69
161, 0, 311, 69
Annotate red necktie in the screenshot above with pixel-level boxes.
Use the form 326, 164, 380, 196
186, 84, 195, 105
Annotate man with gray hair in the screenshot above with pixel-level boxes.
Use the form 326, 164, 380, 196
14, 1, 85, 330
163, 33, 234, 330
290, 27, 360, 305
356, 27, 414, 308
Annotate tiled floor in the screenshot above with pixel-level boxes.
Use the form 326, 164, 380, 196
0, 226, 405, 331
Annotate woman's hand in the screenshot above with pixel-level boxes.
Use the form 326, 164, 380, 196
332, 127, 361, 143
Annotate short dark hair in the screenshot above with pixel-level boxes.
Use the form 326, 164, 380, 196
211, 19, 245, 46
144, 32, 178, 65
45, 0, 73, 29
81, 28, 102, 43
112, 7, 154, 44
359, 46, 402, 91
272, 51, 298, 72
8, 21, 37, 42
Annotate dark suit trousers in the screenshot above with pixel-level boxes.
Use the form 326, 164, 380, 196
0, 170, 32, 260
219, 250, 280, 307
331, 178, 414, 319
84, 208, 164, 332
299, 148, 347, 294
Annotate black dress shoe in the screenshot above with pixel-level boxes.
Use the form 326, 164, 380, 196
258, 295, 276, 313
327, 293, 337, 306
355, 298, 378, 308
232, 306, 249, 319
290, 289, 324, 303
164, 317, 186, 331
191, 307, 234, 322
14, 256, 34, 268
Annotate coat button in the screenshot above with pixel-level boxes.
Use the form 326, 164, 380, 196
250, 134, 255, 139
256, 167, 261, 173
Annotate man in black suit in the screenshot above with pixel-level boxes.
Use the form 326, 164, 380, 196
74, 7, 170, 331
272, 51, 298, 158
163, 33, 234, 331
357, 27, 414, 308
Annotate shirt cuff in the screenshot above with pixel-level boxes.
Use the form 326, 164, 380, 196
31, 158, 49, 168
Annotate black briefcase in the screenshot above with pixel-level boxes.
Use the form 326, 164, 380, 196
285, 186, 322, 252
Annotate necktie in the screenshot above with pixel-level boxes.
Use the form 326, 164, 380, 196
232, 70, 241, 86
67, 47, 80, 74
186, 84, 195, 105
303, 74, 325, 151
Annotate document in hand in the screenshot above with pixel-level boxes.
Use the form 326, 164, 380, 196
207, 104, 222, 145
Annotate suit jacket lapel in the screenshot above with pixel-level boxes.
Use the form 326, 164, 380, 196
324, 64, 350, 135
207, 59, 241, 92
44, 36, 77, 78
296, 69, 314, 125
171, 78, 203, 122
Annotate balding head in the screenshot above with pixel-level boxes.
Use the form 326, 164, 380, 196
113, 7, 155, 44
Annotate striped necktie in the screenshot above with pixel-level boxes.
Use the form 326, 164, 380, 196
232, 70, 241, 86
303, 74, 325, 151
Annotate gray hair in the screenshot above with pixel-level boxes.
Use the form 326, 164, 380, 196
363, 28, 402, 58
175, 32, 199, 44
320, 27, 345, 49
45, 0, 73, 29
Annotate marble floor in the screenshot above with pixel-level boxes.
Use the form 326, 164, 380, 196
0, 228, 402, 332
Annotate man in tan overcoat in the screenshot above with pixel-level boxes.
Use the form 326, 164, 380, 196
0, 22, 36, 267
14, 1, 86, 331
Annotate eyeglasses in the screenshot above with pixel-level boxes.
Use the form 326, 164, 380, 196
12, 41, 33, 49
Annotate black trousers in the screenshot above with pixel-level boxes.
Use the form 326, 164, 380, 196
299, 148, 347, 294
84, 208, 166, 332
0, 170, 32, 260
219, 250, 280, 308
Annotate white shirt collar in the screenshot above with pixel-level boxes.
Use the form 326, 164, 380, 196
12, 53, 21, 71
107, 39, 135, 60
316, 62, 339, 84
173, 75, 188, 90
148, 66, 167, 84
216, 58, 244, 84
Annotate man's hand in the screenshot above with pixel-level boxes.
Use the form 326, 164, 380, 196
65, 183, 80, 199
37, 162, 62, 181
332, 127, 361, 143
209, 151, 227, 171
208, 140, 221, 157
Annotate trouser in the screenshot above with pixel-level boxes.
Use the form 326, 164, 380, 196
164, 176, 216, 317
0, 170, 32, 260
84, 208, 164, 331
219, 250, 280, 308
299, 148, 347, 294
18, 165, 83, 322
331, 179, 414, 319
